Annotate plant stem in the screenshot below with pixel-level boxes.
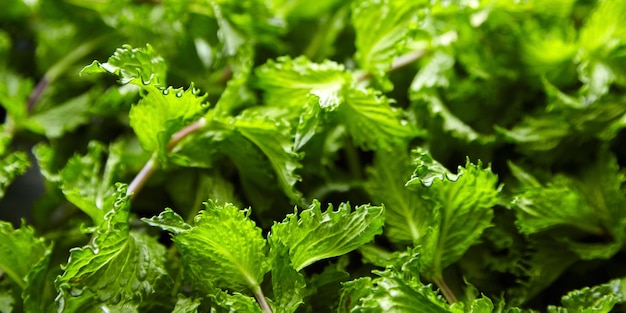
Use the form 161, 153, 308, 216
355, 49, 426, 82
127, 156, 158, 199
390, 49, 426, 72
253, 287, 274, 313
433, 275, 458, 304
27, 35, 109, 111
166, 118, 206, 151
127, 118, 207, 199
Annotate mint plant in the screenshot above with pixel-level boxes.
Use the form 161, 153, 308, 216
2, 0, 626, 312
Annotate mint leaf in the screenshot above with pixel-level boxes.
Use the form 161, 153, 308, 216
352, 0, 419, 90
81, 44, 167, 87
365, 148, 430, 243
0, 71, 33, 131
28, 92, 92, 139
341, 88, 417, 151
270, 200, 384, 271
59, 141, 122, 225
347, 255, 451, 313
172, 295, 201, 313
548, 278, 626, 313
509, 163, 605, 235
0, 221, 48, 290
268, 237, 305, 313
406, 150, 501, 280
209, 290, 262, 313
129, 84, 206, 153
0, 151, 29, 199
56, 184, 168, 307
145, 201, 270, 293
22, 246, 53, 313
510, 151, 626, 260
578, 0, 626, 102
229, 112, 302, 200
255, 56, 348, 110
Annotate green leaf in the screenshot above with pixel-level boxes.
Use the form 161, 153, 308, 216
146, 201, 270, 293
0, 70, 33, 130
406, 150, 500, 279
59, 141, 122, 225
81, 44, 167, 87
270, 199, 385, 271
172, 294, 201, 313
548, 278, 626, 313
209, 290, 262, 313
28, 92, 92, 139
509, 164, 606, 235
269, 0, 342, 19
338, 277, 373, 313
255, 56, 348, 110
365, 148, 430, 243
294, 95, 323, 150
22, 245, 53, 313
129, 84, 206, 154
228, 113, 302, 200
352, 0, 420, 90
510, 151, 626, 260
0, 221, 48, 290
0, 289, 13, 313
349, 255, 451, 313
0, 151, 29, 200
56, 184, 168, 307
142, 208, 190, 234
267, 237, 305, 313
341, 88, 417, 151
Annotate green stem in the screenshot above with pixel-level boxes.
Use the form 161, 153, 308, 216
253, 286, 274, 313
0, 265, 26, 289
127, 118, 207, 199
433, 274, 457, 304
127, 155, 159, 199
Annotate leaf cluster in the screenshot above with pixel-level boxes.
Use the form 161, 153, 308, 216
2, 0, 626, 312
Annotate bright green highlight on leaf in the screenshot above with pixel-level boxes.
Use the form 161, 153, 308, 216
58, 141, 122, 225
0, 221, 48, 290
366, 148, 429, 243
56, 184, 168, 307
270, 199, 385, 271
129, 84, 206, 153
406, 150, 500, 279
81, 44, 167, 86
144, 201, 270, 293
352, 0, 420, 90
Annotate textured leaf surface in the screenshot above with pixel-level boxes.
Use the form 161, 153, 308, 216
406, 150, 500, 278
0, 221, 48, 289
270, 200, 385, 271
0, 151, 29, 200
366, 149, 429, 243
146, 201, 269, 293
59, 141, 122, 225
341, 88, 417, 151
548, 278, 626, 313
81, 44, 167, 86
352, 0, 420, 90
255, 56, 348, 109
56, 185, 168, 307
349, 256, 451, 313
268, 236, 306, 313
129, 85, 206, 153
